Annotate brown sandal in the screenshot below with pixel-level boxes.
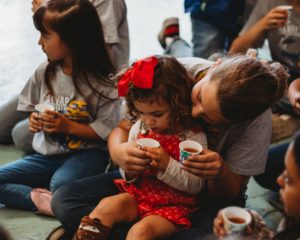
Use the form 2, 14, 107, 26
76, 216, 110, 240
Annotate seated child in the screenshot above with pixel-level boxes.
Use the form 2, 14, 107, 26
76, 56, 207, 240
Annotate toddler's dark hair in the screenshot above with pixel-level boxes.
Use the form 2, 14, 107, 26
116, 56, 194, 133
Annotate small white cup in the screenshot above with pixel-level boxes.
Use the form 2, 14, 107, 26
222, 207, 252, 233
136, 138, 160, 148
179, 140, 202, 162
35, 103, 54, 113
277, 5, 293, 25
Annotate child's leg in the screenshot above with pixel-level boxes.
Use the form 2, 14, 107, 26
76, 192, 138, 240
0, 154, 60, 211
126, 215, 178, 240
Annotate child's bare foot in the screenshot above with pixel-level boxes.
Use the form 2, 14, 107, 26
30, 188, 54, 216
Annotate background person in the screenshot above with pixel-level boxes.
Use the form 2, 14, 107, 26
0, 0, 120, 216
0, 0, 129, 153
230, 0, 300, 115
214, 130, 300, 240
254, 77, 300, 193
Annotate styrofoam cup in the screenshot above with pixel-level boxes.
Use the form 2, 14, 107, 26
35, 103, 54, 113
136, 138, 160, 148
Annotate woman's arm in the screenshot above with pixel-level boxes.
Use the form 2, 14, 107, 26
182, 110, 271, 200
230, 7, 288, 54
181, 149, 248, 199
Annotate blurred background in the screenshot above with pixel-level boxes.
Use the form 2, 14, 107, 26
0, 0, 191, 104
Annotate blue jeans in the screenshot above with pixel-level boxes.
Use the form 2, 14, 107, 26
51, 171, 245, 240
254, 142, 288, 192
164, 38, 193, 58
191, 16, 228, 59
0, 149, 109, 211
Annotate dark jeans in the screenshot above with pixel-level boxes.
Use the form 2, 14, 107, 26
254, 142, 288, 192
51, 171, 245, 240
0, 149, 109, 211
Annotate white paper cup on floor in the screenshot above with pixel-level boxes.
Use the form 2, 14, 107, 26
136, 138, 160, 148
35, 103, 54, 114
222, 207, 252, 233
179, 140, 202, 162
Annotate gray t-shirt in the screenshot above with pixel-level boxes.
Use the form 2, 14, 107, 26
241, 0, 300, 75
17, 62, 121, 155
90, 0, 129, 70
178, 57, 271, 176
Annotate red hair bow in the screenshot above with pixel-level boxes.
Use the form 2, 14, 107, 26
118, 56, 158, 97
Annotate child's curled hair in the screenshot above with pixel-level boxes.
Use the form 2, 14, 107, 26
116, 56, 194, 133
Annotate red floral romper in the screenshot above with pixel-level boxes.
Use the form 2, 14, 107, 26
114, 130, 200, 228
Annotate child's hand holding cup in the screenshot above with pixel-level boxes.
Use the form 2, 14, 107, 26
136, 138, 160, 167
35, 103, 55, 126
179, 140, 203, 162
35, 103, 55, 115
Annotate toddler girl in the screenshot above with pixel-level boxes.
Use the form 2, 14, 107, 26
76, 56, 207, 240
0, 0, 120, 215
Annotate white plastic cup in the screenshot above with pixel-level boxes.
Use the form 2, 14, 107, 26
136, 138, 160, 148
222, 207, 252, 233
35, 103, 54, 114
277, 5, 293, 25
179, 140, 202, 162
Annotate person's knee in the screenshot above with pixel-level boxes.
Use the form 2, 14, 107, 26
126, 221, 154, 240
94, 194, 136, 222
11, 119, 33, 153
51, 182, 77, 218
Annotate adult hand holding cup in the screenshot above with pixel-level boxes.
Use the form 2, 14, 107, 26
179, 140, 202, 162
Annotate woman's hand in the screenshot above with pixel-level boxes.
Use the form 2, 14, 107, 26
143, 146, 170, 171
181, 149, 224, 179
39, 110, 70, 134
259, 7, 288, 30
29, 112, 42, 133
